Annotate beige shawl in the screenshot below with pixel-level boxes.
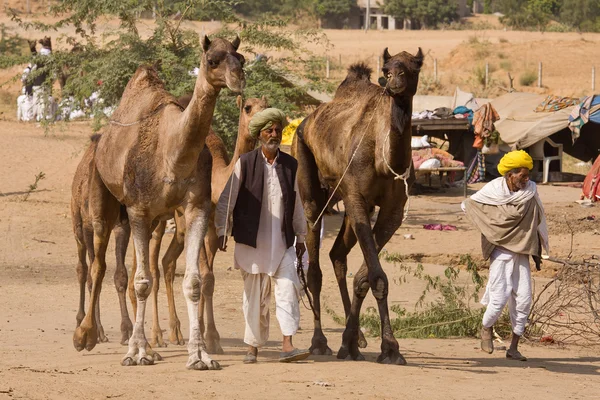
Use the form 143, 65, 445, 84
463, 177, 549, 259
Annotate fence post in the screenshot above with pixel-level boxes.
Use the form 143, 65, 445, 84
326, 57, 330, 79
434, 58, 438, 83
538, 61, 543, 88
485, 62, 489, 88
593, 66, 596, 92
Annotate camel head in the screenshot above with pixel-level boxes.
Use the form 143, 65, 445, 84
201, 35, 246, 94
381, 47, 423, 97
39, 36, 52, 51
236, 95, 269, 143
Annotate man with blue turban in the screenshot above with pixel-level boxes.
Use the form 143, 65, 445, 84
462, 150, 549, 361
215, 108, 310, 364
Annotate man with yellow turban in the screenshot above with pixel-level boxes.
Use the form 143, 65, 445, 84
215, 108, 310, 364
462, 150, 549, 361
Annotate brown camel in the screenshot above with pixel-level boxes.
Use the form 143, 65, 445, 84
72, 35, 245, 370
292, 47, 423, 365
129, 95, 268, 352
70, 135, 133, 346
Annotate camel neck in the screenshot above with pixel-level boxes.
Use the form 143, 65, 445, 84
229, 133, 257, 169
172, 66, 220, 172
382, 95, 413, 173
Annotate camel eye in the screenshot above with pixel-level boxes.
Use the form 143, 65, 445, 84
244, 105, 252, 114
207, 59, 218, 68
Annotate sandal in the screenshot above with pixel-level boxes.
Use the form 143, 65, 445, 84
279, 348, 310, 363
506, 349, 527, 361
243, 353, 257, 364
480, 326, 494, 354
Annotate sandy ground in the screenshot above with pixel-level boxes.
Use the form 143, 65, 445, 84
1, 119, 599, 400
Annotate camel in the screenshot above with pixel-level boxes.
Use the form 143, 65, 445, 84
70, 135, 133, 345
128, 95, 268, 352
72, 35, 245, 370
292, 47, 423, 365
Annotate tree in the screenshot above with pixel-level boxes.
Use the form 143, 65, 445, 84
385, 0, 459, 29
4, 0, 330, 152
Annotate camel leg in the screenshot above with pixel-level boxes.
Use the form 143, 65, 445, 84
149, 220, 167, 348
122, 214, 158, 366
162, 210, 185, 345
329, 213, 367, 349
72, 204, 88, 328
369, 200, 407, 365
73, 165, 118, 352
182, 201, 220, 370
82, 224, 108, 343
200, 226, 223, 354
128, 244, 137, 318
294, 133, 332, 356
113, 213, 133, 346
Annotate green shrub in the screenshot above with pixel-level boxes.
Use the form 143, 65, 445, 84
519, 70, 537, 86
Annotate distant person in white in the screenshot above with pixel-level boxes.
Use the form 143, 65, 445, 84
462, 150, 549, 361
215, 108, 310, 364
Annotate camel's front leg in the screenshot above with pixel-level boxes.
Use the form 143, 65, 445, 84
122, 215, 158, 366
370, 201, 407, 365
199, 226, 223, 354
183, 202, 220, 370
149, 220, 167, 347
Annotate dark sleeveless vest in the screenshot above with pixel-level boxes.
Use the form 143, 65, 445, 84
232, 148, 298, 249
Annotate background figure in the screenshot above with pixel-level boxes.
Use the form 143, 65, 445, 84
17, 40, 37, 121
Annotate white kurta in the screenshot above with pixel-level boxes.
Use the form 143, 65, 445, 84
215, 151, 307, 275
463, 177, 548, 337
215, 150, 307, 347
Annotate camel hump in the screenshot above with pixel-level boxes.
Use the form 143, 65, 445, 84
346, 63, 372, 82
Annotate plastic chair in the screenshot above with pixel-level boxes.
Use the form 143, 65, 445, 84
530, 138, 563, 184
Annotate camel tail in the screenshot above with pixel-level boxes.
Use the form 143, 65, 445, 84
346, 63, 372, 82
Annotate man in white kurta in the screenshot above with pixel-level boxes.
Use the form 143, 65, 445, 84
215, 108, 310, 364
463, 150, 549, 361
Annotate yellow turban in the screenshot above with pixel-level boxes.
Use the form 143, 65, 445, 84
497, 150, 533, 176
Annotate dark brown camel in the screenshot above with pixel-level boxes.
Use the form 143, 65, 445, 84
292, 47, 423, 365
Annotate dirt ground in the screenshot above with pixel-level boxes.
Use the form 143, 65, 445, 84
1, 119, 599, 400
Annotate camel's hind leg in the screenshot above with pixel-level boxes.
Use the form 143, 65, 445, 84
149, 220, 167, 348
113, 208, 133, 346
71, 202, 88, 329
82, 223, 108, 343
199, 225, 223, 354
163, 210, 185, 345
293, 129, 332, 356
73, 163, 119, 352
329, 213, 368, 349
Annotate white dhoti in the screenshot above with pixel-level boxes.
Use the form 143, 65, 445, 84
481, 247, 532, 336
241, 248, 301, 348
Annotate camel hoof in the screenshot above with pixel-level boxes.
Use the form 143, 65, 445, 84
377, 351, 407, 365
151, 352, 163, 362
170, 325, 185, 346
138, 356, 154, 366
120, 320, 133, 346
73, 325, 98, 352
208, 360, 221, 370
150, 336, 167, 348
337, 345, 364, 361
121, 357, 136, 366
310, 346, 333, 356
358, 330, 368, 349
187, 360, 208, 371
96, 325, 108, 343
206, 341, 224, 355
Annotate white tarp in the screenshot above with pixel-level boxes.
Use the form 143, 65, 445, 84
491, 92, 574, 149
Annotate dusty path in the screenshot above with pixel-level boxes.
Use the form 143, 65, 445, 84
0, 121, 599, 399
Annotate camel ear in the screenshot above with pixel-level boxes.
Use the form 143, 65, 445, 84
236, 95, 242, 108
413, 47, 424, 71
261, 95, 268, 107
202, 35, 211, 52
383, 47, 392, 63
231, 34, 241, 51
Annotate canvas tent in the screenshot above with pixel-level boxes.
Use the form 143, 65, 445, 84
490, 92, 575, 150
